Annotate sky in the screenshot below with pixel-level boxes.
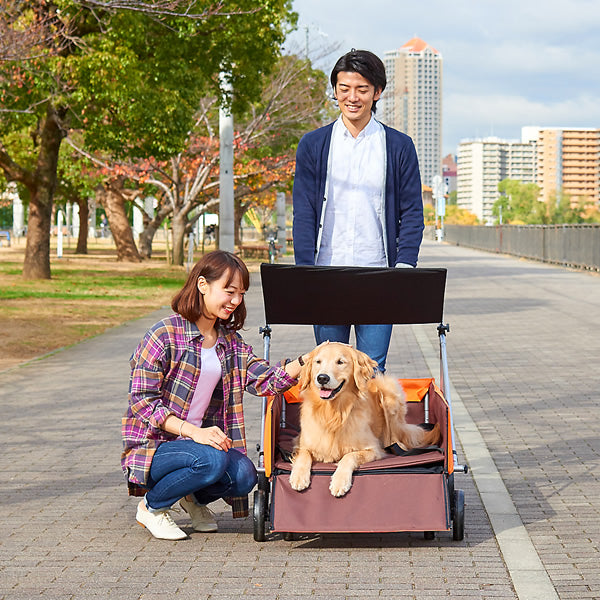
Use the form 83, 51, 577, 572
287, 0, 600, 156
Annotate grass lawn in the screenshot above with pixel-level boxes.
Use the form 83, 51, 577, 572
0, 238, 260, 372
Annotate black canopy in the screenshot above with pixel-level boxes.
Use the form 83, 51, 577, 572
260, 264, 447, 326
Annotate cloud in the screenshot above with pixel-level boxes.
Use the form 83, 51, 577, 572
447, 42, 586, 77
445, 92, 600, 151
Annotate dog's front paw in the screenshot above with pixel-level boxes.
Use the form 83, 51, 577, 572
289, 467, 311, 492
329, 469, 352, 497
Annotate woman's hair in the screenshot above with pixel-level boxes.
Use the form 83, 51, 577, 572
330, 49, 387, 113
171, 250, 250, 331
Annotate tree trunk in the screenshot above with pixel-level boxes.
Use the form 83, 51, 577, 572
234, 199, 247, 247
171, 212, 188, 266
99, 179, 142, 262
138, 221, 158, 259
139, 203, 171, 259
75, 196, 89, 254
22, 106, 66, 279
22, 187, 53, 279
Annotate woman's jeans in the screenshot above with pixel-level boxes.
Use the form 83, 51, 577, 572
314, 323, 393, 373
145, 440, 257, 511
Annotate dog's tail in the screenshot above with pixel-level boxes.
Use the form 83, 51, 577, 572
395, 422, 442, 449
421, 422, 442, 447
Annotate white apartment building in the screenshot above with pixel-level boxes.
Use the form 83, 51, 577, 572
381, 37, 443, 187
507, 141, 537, 184
457, 137, 536, 223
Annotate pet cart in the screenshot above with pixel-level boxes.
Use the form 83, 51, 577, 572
253, 264, 468, 541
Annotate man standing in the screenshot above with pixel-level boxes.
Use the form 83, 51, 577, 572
292, 49, 424, 372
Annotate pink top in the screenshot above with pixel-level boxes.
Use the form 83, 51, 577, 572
186, 344, 221, 428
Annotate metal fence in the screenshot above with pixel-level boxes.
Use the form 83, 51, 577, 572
442, 224, 600, 271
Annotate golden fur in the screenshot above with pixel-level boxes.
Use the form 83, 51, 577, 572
289, 342, 441, 497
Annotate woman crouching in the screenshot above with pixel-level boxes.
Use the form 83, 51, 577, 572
121, 250, 307, 539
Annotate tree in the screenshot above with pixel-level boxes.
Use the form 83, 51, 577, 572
86, 53, 329, 265
579, 199, 600, 223
423, 202, 478, 226
493, 179, 541, 224
229, 54, 330, 245
0, 0, 296, 278
493, 179, 600, 225
444, 204, 479, 225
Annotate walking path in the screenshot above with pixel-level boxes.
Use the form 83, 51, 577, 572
1, 239, 599, 599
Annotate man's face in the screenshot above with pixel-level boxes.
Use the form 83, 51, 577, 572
334, 71, 381, 131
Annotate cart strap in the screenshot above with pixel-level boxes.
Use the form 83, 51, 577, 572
385, 443, 443, 456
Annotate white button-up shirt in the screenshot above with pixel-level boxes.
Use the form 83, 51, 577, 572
316, 116, 387, 267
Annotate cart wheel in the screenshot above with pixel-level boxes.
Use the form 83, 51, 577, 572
257, 472, 270, 513
452, 489, 465, 541
423, 531, 435, 540
447, 473, 455, 501
283, 532, 295, 541
253, 489, 267, 542
258, 472, 270, 494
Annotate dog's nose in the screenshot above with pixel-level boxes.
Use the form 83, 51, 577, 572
317, 374, 330, 386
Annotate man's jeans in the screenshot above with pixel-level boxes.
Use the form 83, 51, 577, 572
145, 440, 257, 511
313, 323, 393, 373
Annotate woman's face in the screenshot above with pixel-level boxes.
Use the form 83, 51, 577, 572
198, 270, 246, 322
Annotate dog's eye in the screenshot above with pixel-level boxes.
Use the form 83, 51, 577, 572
336, 359, 345, 365
314, 359, 321, 365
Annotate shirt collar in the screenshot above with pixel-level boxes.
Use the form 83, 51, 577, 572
182, 316, 229, 349
337, 114, 379, 139
180, 315, 199, 339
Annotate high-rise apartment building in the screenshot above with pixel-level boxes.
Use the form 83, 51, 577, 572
381, 37, 443, 187
457, 137, 537, 223
523, 127, 600, 204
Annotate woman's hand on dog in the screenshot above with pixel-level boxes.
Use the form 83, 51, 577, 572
283, 353, 310, 379
283, 342, 332, 379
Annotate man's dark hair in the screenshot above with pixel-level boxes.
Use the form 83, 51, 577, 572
330, 49, 387, 113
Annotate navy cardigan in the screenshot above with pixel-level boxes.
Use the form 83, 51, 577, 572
292, 121, 424, 267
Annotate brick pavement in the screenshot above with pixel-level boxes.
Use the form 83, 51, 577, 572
416, 241, 600, 599
1, 240, 598, 599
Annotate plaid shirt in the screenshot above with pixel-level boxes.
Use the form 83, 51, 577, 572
121, 313, 296, 518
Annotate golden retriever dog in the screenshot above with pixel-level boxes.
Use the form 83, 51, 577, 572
289, 342, 441, 497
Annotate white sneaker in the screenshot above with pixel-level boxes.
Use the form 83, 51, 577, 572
179, 497, 218, 532
136, 504, 188, 540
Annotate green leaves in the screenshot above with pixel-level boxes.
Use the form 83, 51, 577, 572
494, 179, 599, 224
1, 0, 297, 161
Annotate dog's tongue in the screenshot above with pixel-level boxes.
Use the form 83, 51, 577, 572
319, 388, 333, 399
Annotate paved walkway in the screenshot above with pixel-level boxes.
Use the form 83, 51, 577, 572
1, 239, 599, 599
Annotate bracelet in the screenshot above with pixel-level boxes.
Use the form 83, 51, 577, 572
297, 355, 305, 366
179, 420, 186, 438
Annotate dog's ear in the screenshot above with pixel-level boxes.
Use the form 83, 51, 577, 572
352, 348, 377, 389
298, 349, 315, 391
